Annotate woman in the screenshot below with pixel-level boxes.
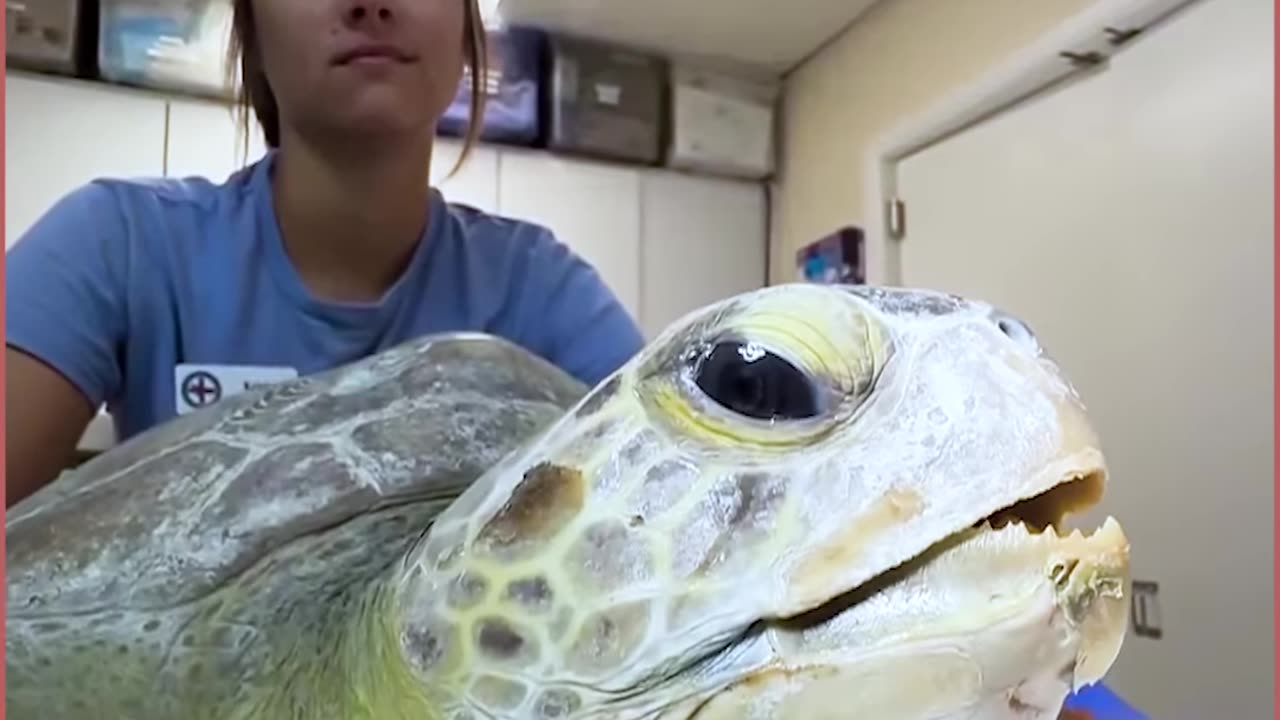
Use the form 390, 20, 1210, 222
4, 0, 645, 506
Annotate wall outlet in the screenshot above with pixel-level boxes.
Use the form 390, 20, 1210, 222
1131, 579, 1163, 639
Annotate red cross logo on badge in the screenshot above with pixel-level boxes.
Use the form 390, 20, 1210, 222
181, 371, 223, 409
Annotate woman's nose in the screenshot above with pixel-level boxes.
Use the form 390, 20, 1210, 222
343, 0, 395, 27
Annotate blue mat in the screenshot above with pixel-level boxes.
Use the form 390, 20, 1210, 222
1063, 683, 1148, 719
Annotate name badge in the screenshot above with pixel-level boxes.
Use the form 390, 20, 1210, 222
174, 364, 299, 415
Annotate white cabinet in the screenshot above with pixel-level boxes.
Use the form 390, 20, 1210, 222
639, 171, 767, 337
5, 72, 167, 246
431, 138, 499, 213
496, 150, 643, 320
165, 96, 268, 182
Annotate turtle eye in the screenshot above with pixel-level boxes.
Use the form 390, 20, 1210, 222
692, 341, 822, 421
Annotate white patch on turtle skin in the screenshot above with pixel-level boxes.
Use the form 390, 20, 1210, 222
327, 364, 398, 397
564, 600, 652, 676
565, 519, 655, 593
843, 285, 968, 317
624, 458, 701, 522
533, 687, 584, 717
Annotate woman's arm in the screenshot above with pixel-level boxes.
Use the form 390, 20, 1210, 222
5, 349, 99, 505
5, 183, 130, 506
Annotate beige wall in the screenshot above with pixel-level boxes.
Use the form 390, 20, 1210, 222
770, 0, 1099, 284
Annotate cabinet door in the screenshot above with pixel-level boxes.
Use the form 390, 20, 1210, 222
431, 138, 499, 213
497, 150, 642, 320
639, 171, 767, 337
166, 96, 268, 182
5, 72, 167, 247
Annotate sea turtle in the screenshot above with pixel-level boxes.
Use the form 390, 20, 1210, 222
6, 283, 1130, 720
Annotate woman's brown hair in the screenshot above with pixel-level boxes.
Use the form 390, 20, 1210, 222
225, 0, 488, 178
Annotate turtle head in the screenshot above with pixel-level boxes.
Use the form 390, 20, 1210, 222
394, 283, 1129, 718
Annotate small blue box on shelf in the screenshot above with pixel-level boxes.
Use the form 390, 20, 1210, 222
437, 25, 546, 147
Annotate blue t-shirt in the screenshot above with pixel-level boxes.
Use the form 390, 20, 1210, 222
5, 153, 645, 442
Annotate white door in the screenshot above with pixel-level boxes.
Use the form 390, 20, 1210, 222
639, 171, 767, 337
893, 0, 1274, 717
4, 72, 167, 246
497, 149, 642, 320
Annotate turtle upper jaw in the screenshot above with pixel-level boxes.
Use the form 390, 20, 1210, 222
679, 510, 1131, 720
980, 466, 1107, 536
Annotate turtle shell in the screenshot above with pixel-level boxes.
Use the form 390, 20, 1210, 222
5, 333, 587, 717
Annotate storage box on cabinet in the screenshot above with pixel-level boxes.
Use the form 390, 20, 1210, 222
98, 0, 234, 99
544, 35, 667, 165
666, 64, 778, 180
6, 0, 94, 77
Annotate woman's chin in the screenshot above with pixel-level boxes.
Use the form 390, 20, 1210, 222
316, 88, 442, 138
314, 111, 437, 147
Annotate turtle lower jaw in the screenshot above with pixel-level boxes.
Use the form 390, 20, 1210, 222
967, 466, 1130, 689
966, 513, 1131, 689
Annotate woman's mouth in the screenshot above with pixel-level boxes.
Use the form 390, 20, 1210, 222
333, 44, 417, 66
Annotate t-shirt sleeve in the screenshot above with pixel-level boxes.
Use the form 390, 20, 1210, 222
517, 228, 645, 386
5, 182, 130, 408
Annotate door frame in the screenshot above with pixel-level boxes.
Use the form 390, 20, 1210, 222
861, 0, 1202, 286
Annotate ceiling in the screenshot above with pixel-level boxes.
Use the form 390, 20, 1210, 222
494, 0, 883, 75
